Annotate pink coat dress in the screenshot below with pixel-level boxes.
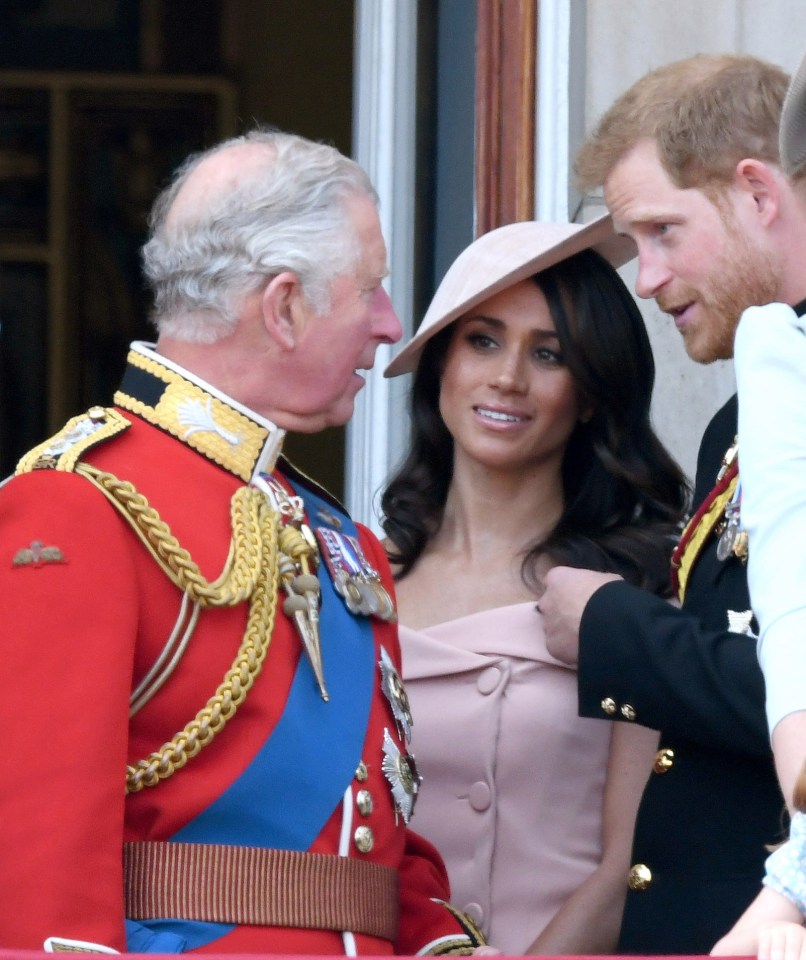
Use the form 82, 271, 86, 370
400, 602, 612, 954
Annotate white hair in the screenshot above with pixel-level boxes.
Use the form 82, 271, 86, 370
141, 128, 379, 342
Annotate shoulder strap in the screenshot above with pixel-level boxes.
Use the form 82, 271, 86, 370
15, 406, 130, 474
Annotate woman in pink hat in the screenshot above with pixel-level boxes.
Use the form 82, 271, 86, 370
381, 217, 688, 954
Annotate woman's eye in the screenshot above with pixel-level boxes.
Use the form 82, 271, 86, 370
535, 347, 562, 365
466, 332, 497, 349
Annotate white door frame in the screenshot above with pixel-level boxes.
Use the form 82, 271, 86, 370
347, 0, 419, 532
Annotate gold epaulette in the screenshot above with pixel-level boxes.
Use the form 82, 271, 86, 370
15, 406, 131, 475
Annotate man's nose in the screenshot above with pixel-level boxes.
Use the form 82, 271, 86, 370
372, 287, 403, 344
634, 248, 672, 300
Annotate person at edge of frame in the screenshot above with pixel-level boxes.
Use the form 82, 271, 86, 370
712, 760, 806, 960
730, 44, 806, 821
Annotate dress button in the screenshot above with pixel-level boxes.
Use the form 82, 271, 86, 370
628, 863, 652, 891
653, 748, 675, 773
469, 781, 492, 811
355, 760, 368, 782
601, 697, 617, 715
621, 703, 637, 721
463, 902, 484, 926
477, 666, 502, 695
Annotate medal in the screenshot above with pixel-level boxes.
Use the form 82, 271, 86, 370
716, 512, 739, 561
716, 480, 747, 564
316, 527, 397, 622
379, 646, 413, 743
381, 728, 420, 824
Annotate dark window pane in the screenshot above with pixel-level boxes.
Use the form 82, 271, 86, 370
0, 262, 48, 477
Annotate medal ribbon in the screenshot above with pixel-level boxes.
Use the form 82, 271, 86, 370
319, 527, 364, 577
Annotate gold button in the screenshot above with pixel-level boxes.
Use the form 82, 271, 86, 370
628, 863, 652, 891
653, 748, 675, 773
621, 703, 637, 721
355, 761, 368, 782
88, 406, 106, 421
356, 789, 373, 816
601, 697, 616, 715
354, 825, 374, 854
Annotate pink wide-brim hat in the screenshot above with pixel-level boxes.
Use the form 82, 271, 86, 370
781, 47, 806, 176
384, 213, 636, 377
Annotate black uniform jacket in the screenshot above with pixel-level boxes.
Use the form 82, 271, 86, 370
578, 394, 786, 955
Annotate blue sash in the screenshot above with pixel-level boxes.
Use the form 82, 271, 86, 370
128, 480, 377, 952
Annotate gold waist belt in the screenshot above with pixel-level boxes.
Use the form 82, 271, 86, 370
124, 841, 400, 941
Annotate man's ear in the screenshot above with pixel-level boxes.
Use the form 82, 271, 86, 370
734, 158, 781, 226
261, 271, 306, 350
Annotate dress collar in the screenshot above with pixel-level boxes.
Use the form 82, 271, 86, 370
115, 341, 286, 482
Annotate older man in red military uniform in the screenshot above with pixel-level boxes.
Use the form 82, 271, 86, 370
0, 130, 485, 956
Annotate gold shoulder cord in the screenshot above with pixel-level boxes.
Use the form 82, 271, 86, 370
74, 464, 281, 794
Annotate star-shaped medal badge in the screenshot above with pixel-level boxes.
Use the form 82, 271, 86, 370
382, 728, 420, 824
379, 646, 413, 743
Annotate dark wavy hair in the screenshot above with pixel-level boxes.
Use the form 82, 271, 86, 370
381, 248, 690, 596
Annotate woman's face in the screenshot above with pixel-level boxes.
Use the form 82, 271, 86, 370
439, 278, 584, 475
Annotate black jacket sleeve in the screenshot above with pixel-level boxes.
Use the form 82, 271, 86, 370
577, 578, 768, 755
577, 392, 768, 758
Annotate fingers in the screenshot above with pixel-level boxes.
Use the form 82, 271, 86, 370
758, 922, 806, 960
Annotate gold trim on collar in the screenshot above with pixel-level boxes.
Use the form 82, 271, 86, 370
115, 350, 282, 482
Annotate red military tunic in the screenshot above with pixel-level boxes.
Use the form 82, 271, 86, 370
0, 343, 481, 955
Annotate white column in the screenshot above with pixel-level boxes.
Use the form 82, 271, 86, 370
536, 0, 572, 222
347, 0, 418, 533
535, 0, 591, 223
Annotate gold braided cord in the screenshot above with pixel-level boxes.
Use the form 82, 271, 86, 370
279, 524, 314, 568
77, 463, 266, 607
69, 463, 282, 793
126, 497, 280, 793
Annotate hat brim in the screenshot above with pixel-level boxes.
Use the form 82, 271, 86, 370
384, 213, 636, 377
780, 48, 806, 176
